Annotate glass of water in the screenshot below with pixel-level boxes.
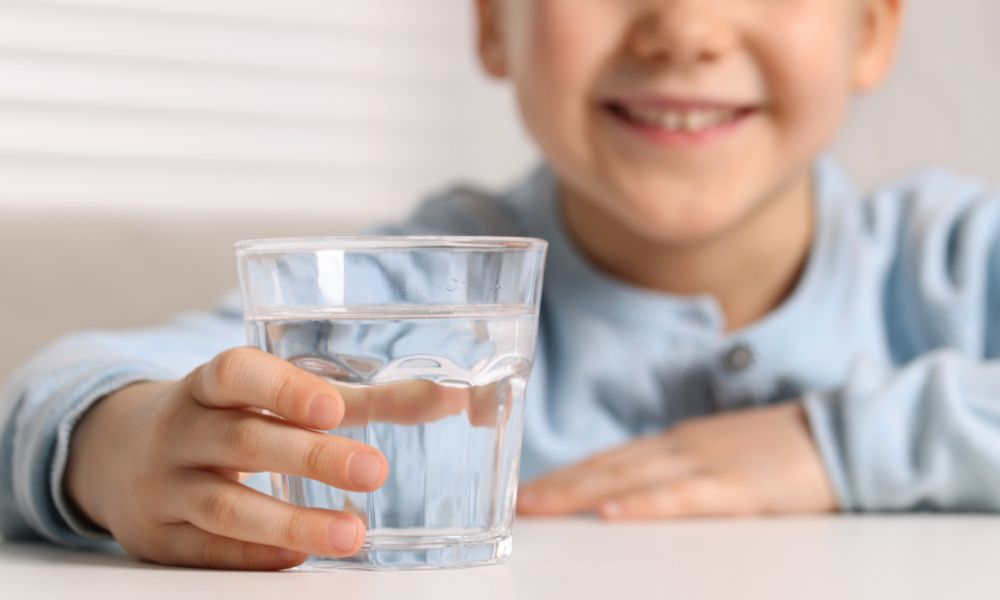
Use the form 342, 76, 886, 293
234, 236, 547, 569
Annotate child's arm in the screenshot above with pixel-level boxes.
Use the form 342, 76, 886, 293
0, 300, 388, 569
0, 302, 247, 546
519, 176, 1000, 518
805, 176, 1000, 511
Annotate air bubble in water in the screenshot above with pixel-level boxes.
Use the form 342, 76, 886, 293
396, 357, 443, 369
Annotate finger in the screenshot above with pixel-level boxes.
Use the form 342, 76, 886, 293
180, 409, 387, 492
597, 475, 759, 520
517, 436, 685, 514
523, 434, 673, 490
174, 470, 365, 557
151, 522, 307, 570
337, 380, 470, 428
517, 450, 696, 516
467, 380, 504, 428
336, 379, 505, 429
187, 347, 345, 430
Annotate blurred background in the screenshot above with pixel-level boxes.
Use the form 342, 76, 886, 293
1, 0, 998, 381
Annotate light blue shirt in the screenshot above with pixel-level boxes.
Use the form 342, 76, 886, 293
2, 158, 999, 548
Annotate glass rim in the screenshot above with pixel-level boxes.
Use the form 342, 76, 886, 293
234, 235, 548, 255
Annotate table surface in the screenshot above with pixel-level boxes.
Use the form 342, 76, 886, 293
3, 516, 999, 600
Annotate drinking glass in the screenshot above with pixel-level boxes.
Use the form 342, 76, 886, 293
235, 236, 546, 569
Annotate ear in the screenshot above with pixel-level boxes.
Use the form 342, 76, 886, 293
476, 0, 509, 79
852, 0, 906, 92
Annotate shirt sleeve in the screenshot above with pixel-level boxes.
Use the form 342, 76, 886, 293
805, 173, 1000, 511
0, 297, 245, 547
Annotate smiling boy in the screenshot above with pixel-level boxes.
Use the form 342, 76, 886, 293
481, 0, 905, 517
3, 0, 1000, 570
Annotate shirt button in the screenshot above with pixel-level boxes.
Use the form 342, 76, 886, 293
722, 343, 754, 373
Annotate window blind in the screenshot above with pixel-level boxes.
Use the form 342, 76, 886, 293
0, 0, 536, 218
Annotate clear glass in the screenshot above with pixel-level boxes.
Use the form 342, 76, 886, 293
235, 236, 547, 570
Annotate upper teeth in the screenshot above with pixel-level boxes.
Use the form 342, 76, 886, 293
622, 106, 738, 132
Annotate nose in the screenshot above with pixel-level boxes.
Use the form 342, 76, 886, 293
626, 0, 734, 69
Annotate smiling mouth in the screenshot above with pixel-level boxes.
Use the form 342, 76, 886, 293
603, 101, 757, 136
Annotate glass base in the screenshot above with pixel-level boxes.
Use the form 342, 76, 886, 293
293, 532, 512, 571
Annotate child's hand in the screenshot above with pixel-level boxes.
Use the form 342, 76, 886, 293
64, 347, 388, 570
516, 402, 838, 519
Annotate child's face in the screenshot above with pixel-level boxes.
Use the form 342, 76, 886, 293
477, 0, 903, 244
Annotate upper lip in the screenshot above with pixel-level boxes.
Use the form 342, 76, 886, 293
602, 95, 757, 111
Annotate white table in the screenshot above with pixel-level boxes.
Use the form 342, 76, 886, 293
3, 517, 999, 599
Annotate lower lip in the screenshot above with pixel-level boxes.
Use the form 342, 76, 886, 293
602, 104, 755, 148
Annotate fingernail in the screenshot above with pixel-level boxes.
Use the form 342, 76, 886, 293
328, 518, 359, 553
277, 548, 302, 562
600, 501, 623, 519
347, 452, 383, 488
309, 394, 339, 427
518, 490, 539, 508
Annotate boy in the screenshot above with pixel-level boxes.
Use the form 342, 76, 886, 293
3, 0, 999, 570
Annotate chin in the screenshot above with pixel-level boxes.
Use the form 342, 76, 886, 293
611, 188, 751, 247
625, 215, 738, 246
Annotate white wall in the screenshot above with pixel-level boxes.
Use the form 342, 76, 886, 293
0, 0, 997, 222
834, 0, 1000, 186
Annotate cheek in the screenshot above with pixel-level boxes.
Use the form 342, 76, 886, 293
756, 9, 856, 158
512, 3, 618, 168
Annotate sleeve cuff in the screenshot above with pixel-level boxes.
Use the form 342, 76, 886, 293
47, 369, 171, 546
803, 390, 856, 512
